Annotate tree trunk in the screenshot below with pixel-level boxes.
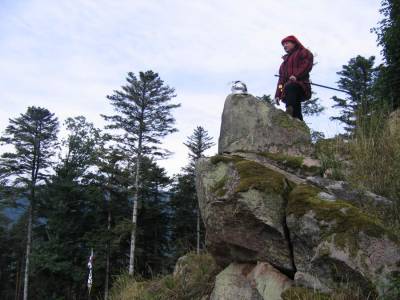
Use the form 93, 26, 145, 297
23, 204, 33, 300
104, 209, 111, 299
129, 146, 142, 275
14, 260, 22, 300
196, 207, 200, 254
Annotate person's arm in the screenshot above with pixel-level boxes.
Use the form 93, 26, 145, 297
293, 48, 313, 79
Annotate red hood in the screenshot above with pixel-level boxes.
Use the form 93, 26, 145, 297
281, 35, 305, 49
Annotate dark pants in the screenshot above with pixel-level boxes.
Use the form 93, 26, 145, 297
284, 82, 304, 121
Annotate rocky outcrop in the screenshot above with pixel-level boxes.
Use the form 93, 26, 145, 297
218, 94, 312, 156
196, 94, 400, 299
210, 262, 292, 300
196, 155, 294, 273
286, 184, 399, 298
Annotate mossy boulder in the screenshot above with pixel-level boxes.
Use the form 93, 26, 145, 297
196, 154, 295, 273
218, 94, 312, 156
286, 184, 400, 298
306, 176, 394, 223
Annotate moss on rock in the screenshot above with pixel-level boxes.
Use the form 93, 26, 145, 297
210, 154, 241, 165
234, 159, 289, 194
281, 287, 330, 300
211, 176, 228, 197
259, 152, 304, 169
272, 109, 310, 135
287, 184, 398, 256
209, 154, 292, 196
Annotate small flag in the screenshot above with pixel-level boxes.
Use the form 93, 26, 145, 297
87, 249, 94, 294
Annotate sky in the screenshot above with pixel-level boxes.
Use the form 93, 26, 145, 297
0, 0, 384, 175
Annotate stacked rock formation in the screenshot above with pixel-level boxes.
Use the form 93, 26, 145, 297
195, 94, 400, 299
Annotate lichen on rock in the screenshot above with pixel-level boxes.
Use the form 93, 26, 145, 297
218, 94, 312, 156
196, 154, 295, 273
286, 184, 400, 297
194, 93, 400, 299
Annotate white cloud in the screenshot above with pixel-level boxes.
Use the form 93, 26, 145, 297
0, 0, 384, 175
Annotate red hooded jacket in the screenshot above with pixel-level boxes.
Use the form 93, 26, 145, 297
275, 35, 313, 101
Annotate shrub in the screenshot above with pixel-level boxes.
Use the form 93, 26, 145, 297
109, 252, 219, 300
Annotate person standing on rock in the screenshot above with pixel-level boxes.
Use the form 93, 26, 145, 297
275, 35, 314, 121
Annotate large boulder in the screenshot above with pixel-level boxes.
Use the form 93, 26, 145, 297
196, 153, 400, 298
196, 154, 295, 274
195, 93, 400, 299
218, 94, 312, 156
286, 184, 400, 297
210, 262, 293, 300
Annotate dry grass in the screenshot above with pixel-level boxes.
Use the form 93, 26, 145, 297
348, 109, 400, 229
349, 113, 400, 200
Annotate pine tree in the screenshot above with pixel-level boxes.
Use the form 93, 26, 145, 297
0, 106, 59, 300
302, 94, 325, 117
102, 70, 180, 275
183, 126, 215, 174
183, 127, 214, 254
95, 145, 130, 299
167, 126, 215, 260
135, 157, 171, 276
372, 0, 400, 109
169, 173, 198, 258
330, 55, 378, 134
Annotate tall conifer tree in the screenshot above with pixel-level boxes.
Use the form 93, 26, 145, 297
0, 107, 58, 300
102, 71, 180, 275
330, 55, 378, 134
183, 126, 214, 254
373, 0, 400, 109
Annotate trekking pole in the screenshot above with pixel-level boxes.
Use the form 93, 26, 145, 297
274, 75, 351, 94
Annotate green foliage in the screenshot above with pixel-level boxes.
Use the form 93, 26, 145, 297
61, 116, 104, 180
183, 126, 214, 174
169, 173, 200, 259
380, 273, 400, 300
315, 137, 348, 180
135, 157, 172, 277
302, 95, 325, 117
330, 56, 379, 134
169, 126, 214, 260
102, 70, 180, 159
310, 129, 326, 143
103, 70, 180, 275
257, 94, 274, 104
0, 106, 59, 187
372, 0, 400, 110
0, 106, 59, 300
